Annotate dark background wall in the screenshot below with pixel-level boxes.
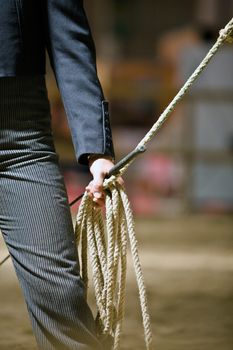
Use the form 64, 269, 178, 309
85, 0, 232, 58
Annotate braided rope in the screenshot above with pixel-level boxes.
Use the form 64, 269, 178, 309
75, 182, 153, 349
136, 18, 233, 149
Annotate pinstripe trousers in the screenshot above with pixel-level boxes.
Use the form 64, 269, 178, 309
0, 76, 103, 350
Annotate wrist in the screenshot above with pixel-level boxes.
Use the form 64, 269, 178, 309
88, 154, 114, 163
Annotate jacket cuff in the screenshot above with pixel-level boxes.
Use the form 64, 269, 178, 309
77, 100, 115, 165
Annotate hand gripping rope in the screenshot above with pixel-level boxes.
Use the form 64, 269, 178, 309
1, 17, 233, 350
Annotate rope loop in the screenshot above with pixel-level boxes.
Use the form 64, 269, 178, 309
75, 182, 153, 349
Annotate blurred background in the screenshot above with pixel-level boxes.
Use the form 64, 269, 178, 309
0, 0, 233, 349
46, 0, 233, 216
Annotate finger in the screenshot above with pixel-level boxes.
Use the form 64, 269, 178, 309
86, 184, 95, 200
93, 192, 105, 207
93, 197, 105, 208
93, 191, 105, 202
91, 173, 105, 198
86, 187, 92, 196
92, 179, 104, 193
85, 180, 94, 193
86, 179, 105, 202
93, 190, 102, 198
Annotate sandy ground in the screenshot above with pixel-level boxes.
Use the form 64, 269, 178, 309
0, 215, 233, 350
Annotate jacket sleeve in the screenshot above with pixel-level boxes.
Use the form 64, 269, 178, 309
43, 0, 114, 164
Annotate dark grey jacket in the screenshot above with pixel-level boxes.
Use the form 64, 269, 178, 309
0, 0, 114, 164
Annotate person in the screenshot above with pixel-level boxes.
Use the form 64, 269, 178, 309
0, 1, 117, 349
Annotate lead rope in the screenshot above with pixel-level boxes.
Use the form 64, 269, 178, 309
0, 16, 232, 350
75, 182, 152, 349
74, 18, 233, 350
116, 17, 233, 178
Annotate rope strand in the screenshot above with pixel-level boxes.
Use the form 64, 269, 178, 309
76, 183, 153, 349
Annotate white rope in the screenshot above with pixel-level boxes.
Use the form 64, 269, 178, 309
116, 17, 233, 178
136, 18, 233, 150
75, 182, 153, 349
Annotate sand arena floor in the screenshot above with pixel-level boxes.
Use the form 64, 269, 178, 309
0, 215, 233, 350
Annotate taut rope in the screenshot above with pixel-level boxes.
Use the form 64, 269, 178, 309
112, 17, 233, 179
1, 16, 233, 350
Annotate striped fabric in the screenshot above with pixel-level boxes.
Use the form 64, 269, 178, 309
0, 76, 103, 350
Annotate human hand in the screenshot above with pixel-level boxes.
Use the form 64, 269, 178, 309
86, 155, 124, 207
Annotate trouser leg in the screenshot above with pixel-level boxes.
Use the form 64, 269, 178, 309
0, 75, 104, 350
0, 157, 102, 350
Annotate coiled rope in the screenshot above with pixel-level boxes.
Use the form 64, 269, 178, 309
74, 18, 233, 350
75, 182, 152, 349
1, 16, 233, 350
